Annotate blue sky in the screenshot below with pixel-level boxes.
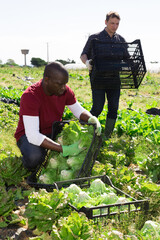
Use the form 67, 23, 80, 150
0, 0, 160, 65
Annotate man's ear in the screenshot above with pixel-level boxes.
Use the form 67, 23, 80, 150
44, 76, 49, 84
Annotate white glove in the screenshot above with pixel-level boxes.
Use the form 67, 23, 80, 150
88, 116, 101, 136
85, 59, 92, 71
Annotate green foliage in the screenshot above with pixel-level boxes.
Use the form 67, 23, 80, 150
56, 58, 75, 65
63, 184, 81, 195
137, 151, 160, 182
6, 59, 18, 66
89, 179, 108, 194
31, 57, 47, 67
0, 67, 160, 238
115, 109, 160, 144
0, 151, 29, 186
0, 178, 15, 217
25, 189, 70, 232
140, 220, 160, 239
0, 102, 19, 131
51, 212, 92, 240
63, 178, 136, 215
39, 121, 94, 183
0, 86, 23, 105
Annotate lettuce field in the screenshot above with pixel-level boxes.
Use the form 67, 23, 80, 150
0, 65, 160, 239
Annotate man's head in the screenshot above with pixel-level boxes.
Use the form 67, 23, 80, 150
105, 11, 120, 36
42, 62, 68, 96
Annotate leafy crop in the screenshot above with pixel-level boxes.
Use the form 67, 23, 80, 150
140, 220, 160, 239
0, 86, 23, 106
115, 109, 160, 144
25, 189, 70, 232
0, 101, 19, 131
39, 121, 94, 183
63, 179, 135, 213
0, 151, 29, 186
0, 67, 160, 239
0, 178, 15, 219
51, 212, 93, 240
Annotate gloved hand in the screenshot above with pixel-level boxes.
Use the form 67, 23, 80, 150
85, 59, 92, 71
88, 116, 101, 136
62, 141, 85, 157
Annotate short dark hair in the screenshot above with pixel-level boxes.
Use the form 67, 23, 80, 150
43, 62, 68, 79
106, 11, 120, 21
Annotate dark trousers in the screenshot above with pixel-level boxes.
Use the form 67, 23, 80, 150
90, 88, 120, 119
17, 135, 48, 171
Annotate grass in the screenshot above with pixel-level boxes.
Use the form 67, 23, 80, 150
0, 66, 160, 238
0, 66, 159, 154
67, 70, 160, 112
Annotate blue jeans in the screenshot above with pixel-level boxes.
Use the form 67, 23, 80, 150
90, 88, 120, 119
17, 135, 48, 171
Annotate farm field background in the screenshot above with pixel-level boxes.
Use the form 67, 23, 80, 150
0, 65, 160, 239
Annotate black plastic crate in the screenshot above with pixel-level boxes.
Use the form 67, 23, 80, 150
90, 39, 146, 89
42, 175, 149, 223
43, 175, 149, 223
28, 174, 149, 223
27, 120, 102, 189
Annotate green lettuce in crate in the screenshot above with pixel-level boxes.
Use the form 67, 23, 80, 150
65, 184, 82, 195
39, 121, 94, 183
99, 192, 118, 205
62, 179, 137, 215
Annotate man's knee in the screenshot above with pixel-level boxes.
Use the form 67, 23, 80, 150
90, 106, 103, 117
17, 135, 47, 171
107, 103, 119, 119
107, 109, 118, 119
22, 151, 45, 171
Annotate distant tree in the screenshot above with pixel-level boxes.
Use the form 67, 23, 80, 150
6, 59, 18, 66
55, 58, 76, 65
0, 59, 2, 64
31, 57, 47, 67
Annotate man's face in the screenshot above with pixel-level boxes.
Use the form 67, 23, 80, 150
105, 17, 120, 35
44, 72, 68, 96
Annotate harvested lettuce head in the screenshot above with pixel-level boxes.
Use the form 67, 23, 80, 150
39, 170, 57, 184
67, 155, 84, 171
89, 179, 107, 194
38, 121, 94, 184
60, 170, 73, 181
141, 220, 160, 238
73, 191, 93, 209
60, 122, 79, 145
76, 191, 91, 203
65, 184, 82, 195
116, 197, 128, 204
49, 158, 58, 169
39, 173, 50, 184
100, 192, 118, 205
107, 230, 123, 239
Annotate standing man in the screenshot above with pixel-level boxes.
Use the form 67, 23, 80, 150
80, 11, 128, 138
14, 62, 101, 171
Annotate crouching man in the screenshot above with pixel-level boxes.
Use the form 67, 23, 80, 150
14, 62, 101, 171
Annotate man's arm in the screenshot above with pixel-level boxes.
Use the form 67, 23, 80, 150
80, 54, 88, 64
80, 54, 92, 71
23, 115, 63, 152
23, 115, 83, 157
40, 136, 63, 152
67, 102, 101, 136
